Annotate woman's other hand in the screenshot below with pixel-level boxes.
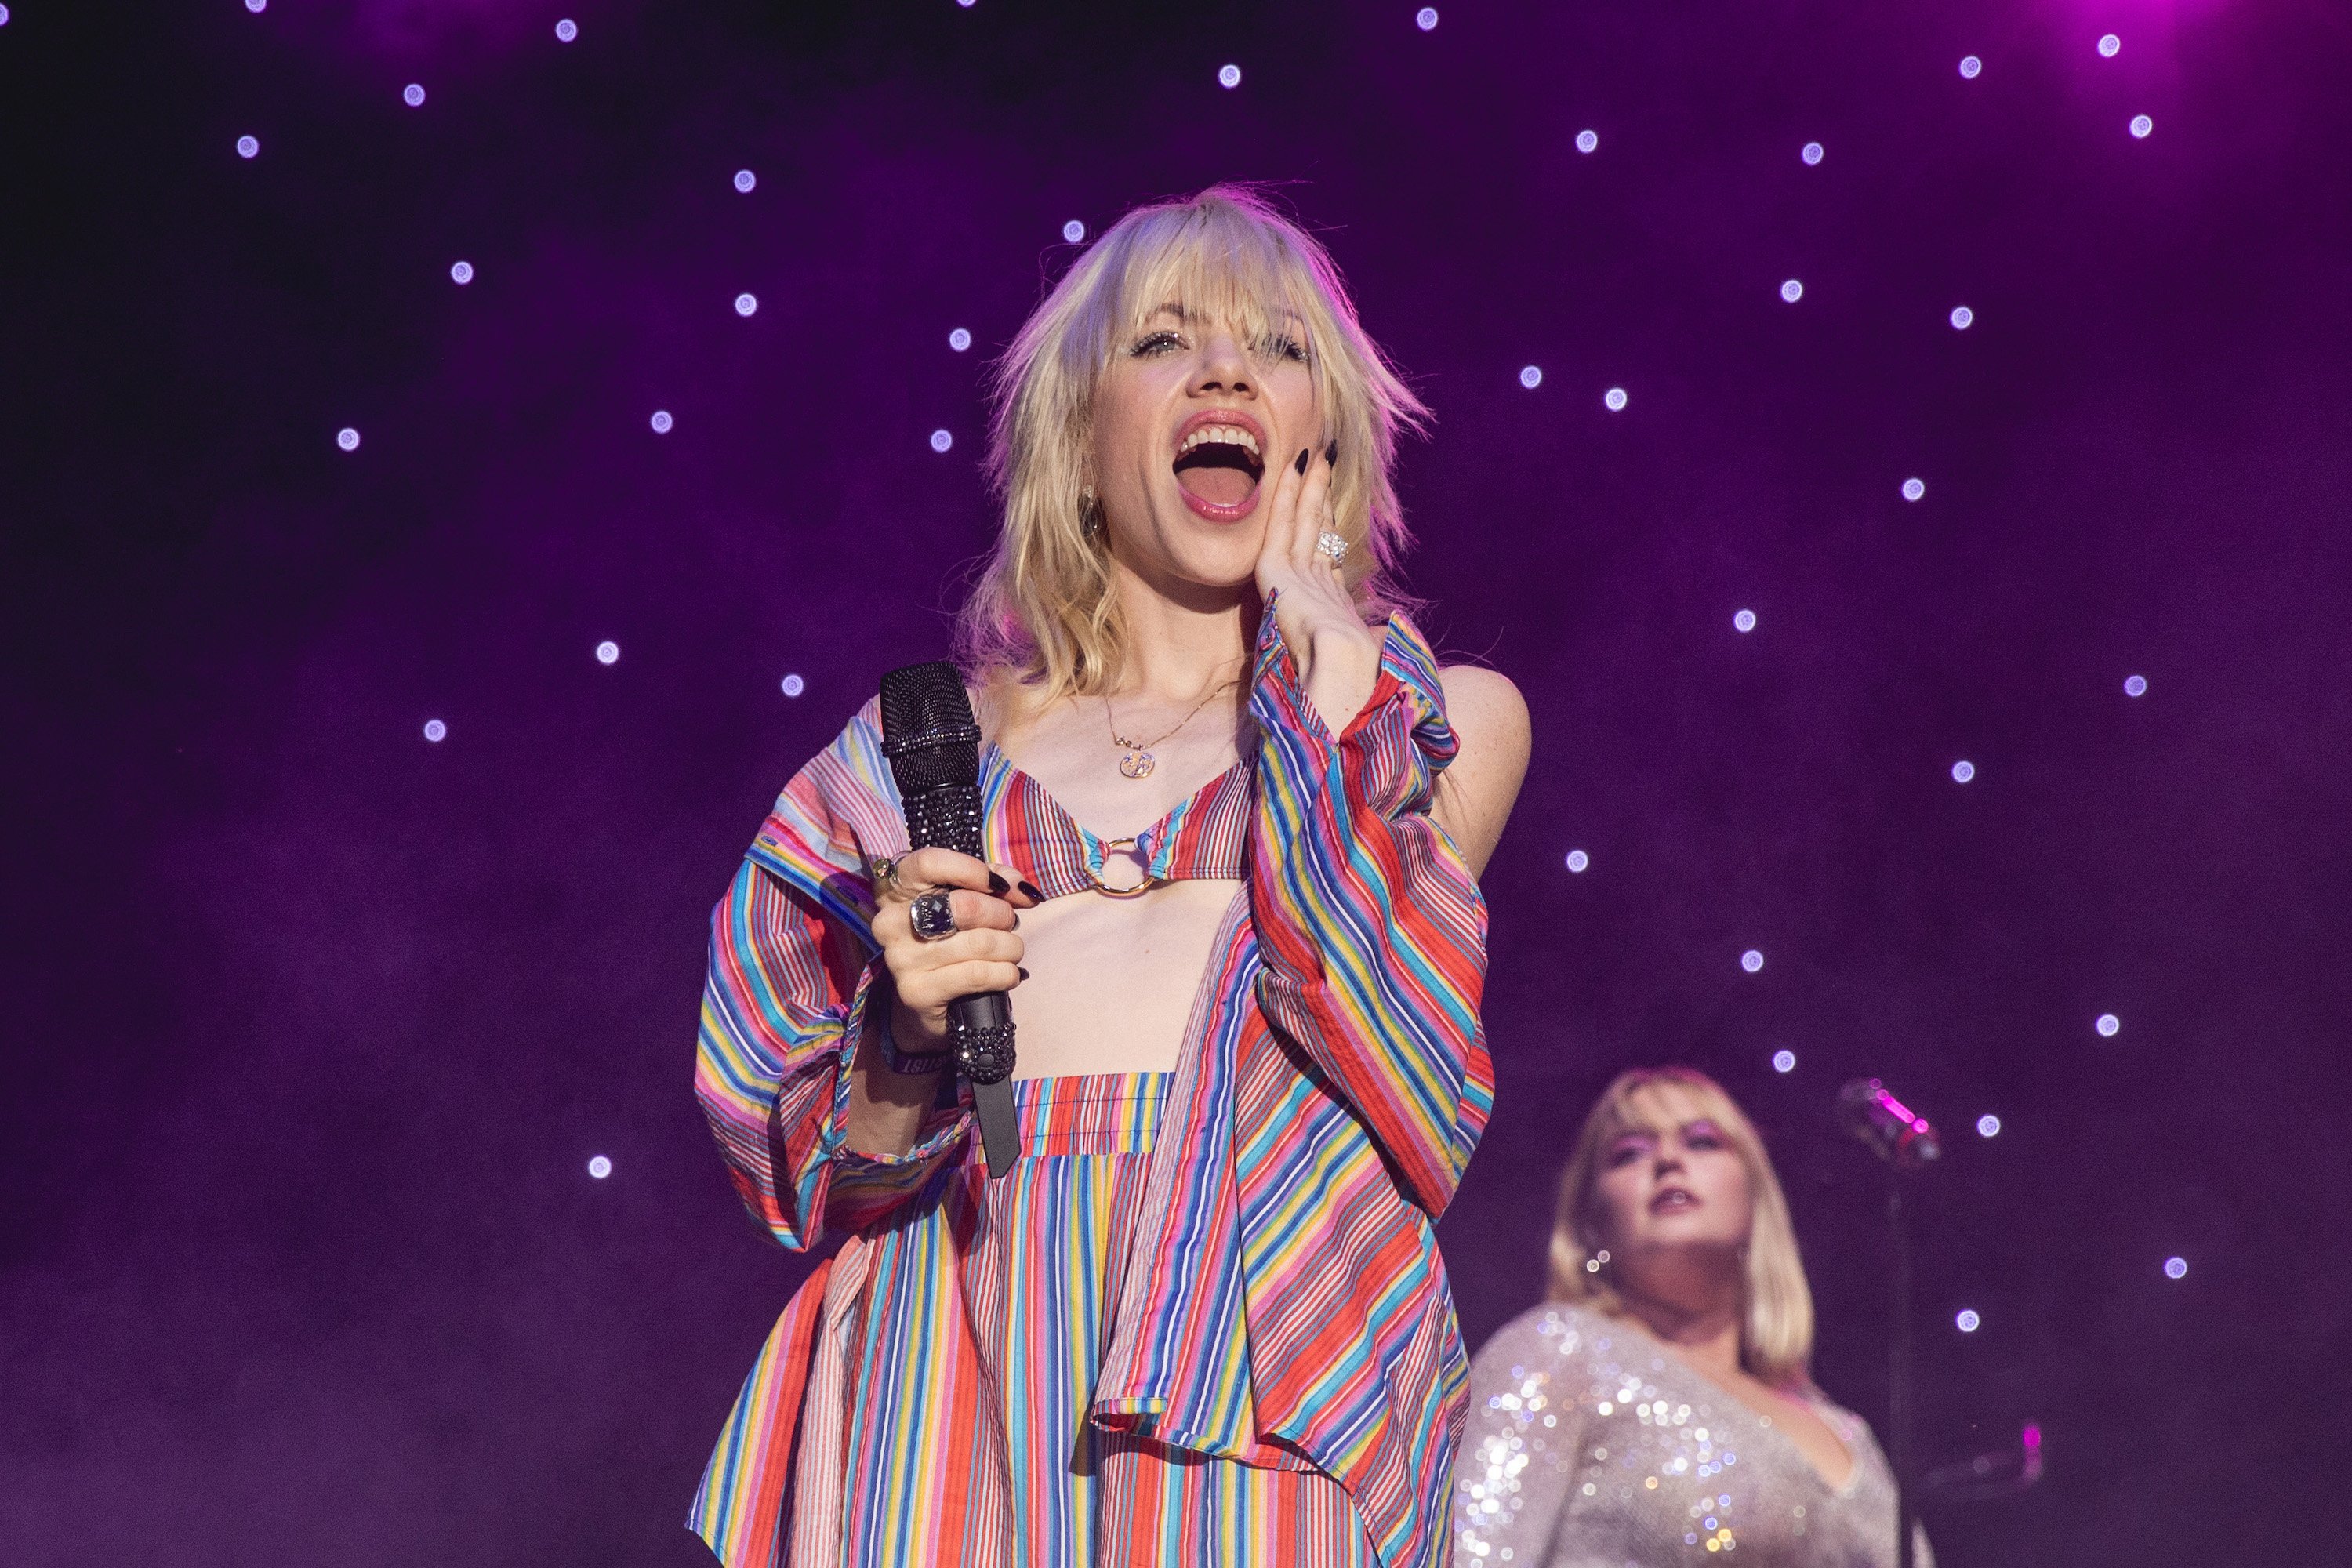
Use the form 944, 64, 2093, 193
1255, 441, 1382, 733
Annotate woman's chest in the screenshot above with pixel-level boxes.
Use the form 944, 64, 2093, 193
1004, 879, 1247, 1080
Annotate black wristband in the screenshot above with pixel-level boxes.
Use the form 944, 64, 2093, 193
874, 997, 955, 1076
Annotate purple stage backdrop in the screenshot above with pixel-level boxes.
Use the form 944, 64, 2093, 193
4, 2, 2349, 1563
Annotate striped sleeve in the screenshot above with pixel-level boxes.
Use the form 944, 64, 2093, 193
1246, 604, 1494, 1217
695, 709, 967, 1250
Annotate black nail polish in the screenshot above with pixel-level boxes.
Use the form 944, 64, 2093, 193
1294, 447, 1310, 475
1325, 440, 1338, 466
1017, 967, 1030, 982
1018, 879, 1046, 901
987, 871, 1010, 895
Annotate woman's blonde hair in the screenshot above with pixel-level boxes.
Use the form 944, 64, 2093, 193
1548, 1067, 1817, 1388
956, 184, 1428, 703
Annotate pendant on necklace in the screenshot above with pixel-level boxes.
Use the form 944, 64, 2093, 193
1120, 749, 1156, 780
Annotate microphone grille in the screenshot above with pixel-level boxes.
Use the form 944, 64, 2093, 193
880, 660, 982, 790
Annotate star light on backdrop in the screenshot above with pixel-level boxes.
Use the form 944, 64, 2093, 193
2165, 1257, 2187, 1279
1519, 365, 1542, 388
1740, 949, 1765, 973
2100, 34, 2122, 58
1951, 306, 1974, 329
1952, 760, 1976, 783
2124, 673, 2148, 696
779, 675, 805, 699
1564, 848, 1589, 873
404, 84, 426, 108
1733, 608, 1757, 632
1960, 55, 1984, 79
586, 1156, 612, 1179
1603, 386, 1628, 410
733, 169, 756, 193
1781, 279, 1804, 303
2130, 114, 2154, 139
648, 409, 672, 433
1417, 7, 1439, 30
422, 720, 447, 743
236, 135, 260, 159
930, 429, 953, 452
1802, 140, 1825, 165
1575, 129, 1599, 154
1903, 477, 1927, 501
1956, 1309, 1982, 1333
336, 427, 361, 452
595, 641, 620, 666
1062, 220, 1087, 243
555, 18, 578, 43
1218, 64, 1242, 89
949, 328, 973, 351
1773, 1049, 1798, 1073
1977, 1114, 2002, 1138
2096, 1013, 2122, 1036
450, 260, 474, 285
243, 0, 263, 13
733, 292, 757, 317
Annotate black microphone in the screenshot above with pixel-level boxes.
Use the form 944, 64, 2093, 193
878, 660, 1018, 1178
1837, 1079, 1941, 1171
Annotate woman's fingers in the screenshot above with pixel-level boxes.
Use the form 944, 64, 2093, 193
1255, 443, 1318, 593
895, 955, 1026, 1014
884, 846, 998, 902
884, 922, 1022, 974
1292, 441, 1334, 572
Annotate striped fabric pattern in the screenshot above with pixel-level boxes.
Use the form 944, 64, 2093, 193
689, 605, 1492, 1568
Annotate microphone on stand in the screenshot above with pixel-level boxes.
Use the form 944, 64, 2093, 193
1838, 1078, 1942, 1171
878, 660, 1019, 1178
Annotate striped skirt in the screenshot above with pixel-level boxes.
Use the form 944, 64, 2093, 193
785, 1071, 1374, 1567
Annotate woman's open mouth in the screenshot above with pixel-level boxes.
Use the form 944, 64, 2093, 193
1171, 412, 1266, 522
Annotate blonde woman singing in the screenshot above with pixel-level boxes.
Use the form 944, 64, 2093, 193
1451, 1069, 1929, 1566
691, 187, 1530, 1568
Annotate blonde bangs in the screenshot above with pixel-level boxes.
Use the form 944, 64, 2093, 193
959, 185, 1427, 705
1545, 1067, 1819, 1389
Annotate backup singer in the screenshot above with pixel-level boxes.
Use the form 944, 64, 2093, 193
689, 187, 1530, 1567
1450, 1069, 1928, 1566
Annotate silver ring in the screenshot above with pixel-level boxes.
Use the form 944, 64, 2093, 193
908, 887, 958, 942
870, 855, 903, 896
1315, 530, 1348, 566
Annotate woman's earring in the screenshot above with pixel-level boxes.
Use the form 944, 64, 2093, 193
1079, 487, 1104, 540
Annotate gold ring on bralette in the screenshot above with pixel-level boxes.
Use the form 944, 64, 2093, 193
1083, 837, 1161, 899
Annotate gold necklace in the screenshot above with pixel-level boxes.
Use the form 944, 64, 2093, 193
1105, 675, 1240, 779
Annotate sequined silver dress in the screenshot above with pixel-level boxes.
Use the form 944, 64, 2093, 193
1450, 1303, 1926, 1567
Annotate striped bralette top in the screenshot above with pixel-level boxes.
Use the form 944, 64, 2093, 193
981, 747, 1254, 901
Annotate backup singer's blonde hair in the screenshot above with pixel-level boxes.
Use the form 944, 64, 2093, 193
1548, 1067, 1817, 1388
956, 185, 1428, 703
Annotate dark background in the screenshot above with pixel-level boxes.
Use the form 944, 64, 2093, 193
5, 1, 2348, 1563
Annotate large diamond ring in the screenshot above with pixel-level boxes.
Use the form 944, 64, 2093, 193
909, 887, 958, 942
1314, 530, 1348, 566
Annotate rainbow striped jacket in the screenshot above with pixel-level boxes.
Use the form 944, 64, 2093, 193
690, 605, 1494, 1568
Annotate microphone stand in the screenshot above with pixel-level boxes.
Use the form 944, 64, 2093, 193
1836, 1078, 1936, 1568
1889, 1178, 1916, 1568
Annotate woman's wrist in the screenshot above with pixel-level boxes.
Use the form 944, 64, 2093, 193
1298, 621, 1384, 735
877, 994, 954, 1076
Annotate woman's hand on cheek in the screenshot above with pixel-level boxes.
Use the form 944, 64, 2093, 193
1254, 442, 1381, 733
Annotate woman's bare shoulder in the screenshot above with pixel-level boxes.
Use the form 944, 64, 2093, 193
1432, 664, 1531, 876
